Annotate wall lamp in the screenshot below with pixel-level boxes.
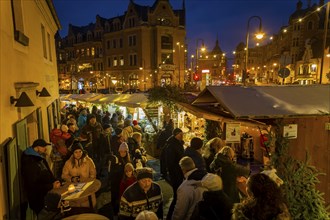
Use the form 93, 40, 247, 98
36, 87, 51, 97
10, 92, 34, 107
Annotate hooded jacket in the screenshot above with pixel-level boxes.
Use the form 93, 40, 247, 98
21, 147, 56, 213
172, 169, 208, 220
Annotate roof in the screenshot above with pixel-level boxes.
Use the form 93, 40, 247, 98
192, 85, 330, 119
89, 93, 148, 108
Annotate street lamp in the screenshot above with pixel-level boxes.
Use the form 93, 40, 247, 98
244, 16, 264, 86
176, 42, 184, 87
196, 39, 205, 72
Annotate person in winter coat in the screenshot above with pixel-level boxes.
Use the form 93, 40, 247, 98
184, 137, 206, 171
109, 142, 131, 216
232, 173, 291, 220
111, 128, 124, 156
132, 120, 142, 133
119, 167, 163, 220
202, 137, 226, 172
61, 142, 96, 183
61, 142, 97, 207
164, 128, 185, 219
21, 139, 61, 214
127, 132, 147, 167
191, 173, 233, 220
122, 119, 134, 142
119, 163, 137, 197
210, 146, 250, 203
77, 109, 87, 134
102, 111, 111, 126
172, 156, 208, 220
157, 121, 174, 178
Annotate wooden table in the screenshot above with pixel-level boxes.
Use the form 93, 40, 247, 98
63, 213, 109, 220
54, 179, 101, 208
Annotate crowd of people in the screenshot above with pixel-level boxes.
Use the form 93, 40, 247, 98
20, 104, 291, 220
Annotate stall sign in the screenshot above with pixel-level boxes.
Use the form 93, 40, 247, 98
225, 122, 241, 143
283, 124, 297, 139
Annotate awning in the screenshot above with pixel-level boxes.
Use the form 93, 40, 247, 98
175, 102, 224, 121
90, 93, 148, 108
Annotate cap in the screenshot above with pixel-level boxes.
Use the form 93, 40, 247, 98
119, 142, 129, 152
172, 128, 183, 137
136, 167, 153, 181
32, 139, 51, 148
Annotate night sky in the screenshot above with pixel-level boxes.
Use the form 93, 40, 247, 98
54, 0, 303, 57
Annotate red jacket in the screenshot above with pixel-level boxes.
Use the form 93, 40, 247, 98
119, 176, 137, 198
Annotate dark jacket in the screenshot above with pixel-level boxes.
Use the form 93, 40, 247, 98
210, 153, 250, 203
21, 147, 56, 214
119, 182, 163, 220
191, 190, 233, 220
156, 126, 173, 149
165, 135, 184, 189
184, 147, 206, 171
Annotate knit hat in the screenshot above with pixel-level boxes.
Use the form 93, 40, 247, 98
136, 167, 153, 180
201, 173, 223, 191
190, 137, 204, 150
133, 120, 138, 126
71, 142, 83, 153
172, 128, 183, 137
31, 139, 51, 148
118, 142, 129, 152
115, 128, 123, 136
44, 192, 61, 211
103, 123, 112, 130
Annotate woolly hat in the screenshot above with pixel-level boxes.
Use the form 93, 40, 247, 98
118, 142, 129, 152
190, 137, 204, 150
44, 192, 61, 211
172, 128, 183, 137
133, 120, 138, 126
201, 173, 223, 191
31, 139, 51, 148
103, 123, 112, 130
136, 167, 153, 181
115, 128, 123, 136
71, 142, 84, 153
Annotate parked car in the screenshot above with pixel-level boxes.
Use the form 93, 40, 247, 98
122, 88, 142, 94
115, 87, 123, 94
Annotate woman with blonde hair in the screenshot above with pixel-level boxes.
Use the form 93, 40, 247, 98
202, 137, 225, 172
210, 146, 250, 203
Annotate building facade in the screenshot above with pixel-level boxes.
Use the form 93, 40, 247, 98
57, 0, 186, 93
234, 0, 330, 85
0, 0, 61, 219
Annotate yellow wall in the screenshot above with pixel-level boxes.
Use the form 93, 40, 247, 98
0, 0, 60, 217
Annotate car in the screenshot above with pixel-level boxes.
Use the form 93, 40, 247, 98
115, 87, 123, 94
122, 88, 142, 94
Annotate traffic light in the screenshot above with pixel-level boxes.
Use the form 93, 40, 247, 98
193, 73, 200, 81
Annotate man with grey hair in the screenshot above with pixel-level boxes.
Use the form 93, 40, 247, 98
172, 156, 208, 220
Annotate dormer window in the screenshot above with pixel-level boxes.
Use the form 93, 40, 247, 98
128, 18, 135, 28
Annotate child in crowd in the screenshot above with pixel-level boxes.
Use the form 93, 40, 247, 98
119, 163, 137, 197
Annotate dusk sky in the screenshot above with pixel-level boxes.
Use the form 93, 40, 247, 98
54, 0, 306, 57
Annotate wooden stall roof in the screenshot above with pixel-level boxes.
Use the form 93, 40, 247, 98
192, 85, 330, 119
89, 93, 148, 108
